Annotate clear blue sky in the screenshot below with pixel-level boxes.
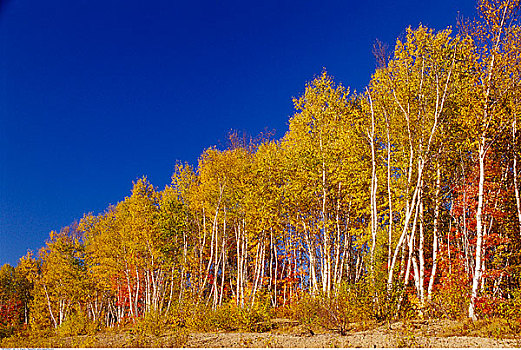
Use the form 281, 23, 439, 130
0, 0, 476, 266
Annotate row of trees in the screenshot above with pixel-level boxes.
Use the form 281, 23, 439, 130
2, 0, 521, 336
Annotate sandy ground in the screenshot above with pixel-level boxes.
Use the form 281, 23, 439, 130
181, 319, 521, 348
186, 332, 519, 348
185, 322, 520, 348
15, 319, 521, 348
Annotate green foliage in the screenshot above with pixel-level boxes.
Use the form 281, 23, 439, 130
497, 288, 521, 335
209, 303, 242, 331
370, 245, 404, 321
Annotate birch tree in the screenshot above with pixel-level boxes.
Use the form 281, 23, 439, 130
461, 0, 521, 320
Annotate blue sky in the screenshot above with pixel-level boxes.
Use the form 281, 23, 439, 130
0, 0, 476, 266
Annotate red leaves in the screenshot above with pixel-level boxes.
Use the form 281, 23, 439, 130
0, 299, 22, 326
452, 155, 507, 224
475, 295, 504, 318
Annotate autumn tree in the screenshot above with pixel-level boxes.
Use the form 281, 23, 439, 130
281, 71, 369, 297
458, 0, 521, 320
367, 25, 473, 313
29, 226, 88, 329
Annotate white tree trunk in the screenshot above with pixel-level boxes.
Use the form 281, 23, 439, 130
513, 119, 521, 235
418, 195, 425, 306
469, 144, 486, 320
427, 166, 441, 301
367, 89, 378, 291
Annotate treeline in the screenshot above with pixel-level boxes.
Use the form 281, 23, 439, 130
2, 0, 521, 339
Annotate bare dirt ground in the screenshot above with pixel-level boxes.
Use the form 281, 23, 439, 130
16, 319, 521, 348
186, 331, 518, 348
185, 320, 520, 348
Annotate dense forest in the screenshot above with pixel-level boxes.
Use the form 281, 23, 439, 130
2, 0, 521, 343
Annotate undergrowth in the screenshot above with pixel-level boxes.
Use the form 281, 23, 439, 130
2, 287, 521, 347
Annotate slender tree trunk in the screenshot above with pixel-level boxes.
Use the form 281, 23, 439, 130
428, 166, 441, 301
513, 118, 521, 235
135, 267, 140, 317
198, 208, 207, 299
59, 299, 64, 326
178, 228, 188, 306
418, 193, 425, 307
219, 215, 226, 307
251, 235, 265, 306
235, 225, 242, 306
408, 188, 422, 297
145, 269, 150, 313
251, 237, 260, 304
269, 228, 274, 305
202, 188, 223, 303
241, 221, 247, 306
333, 189, 342, 287
166, 266, 175, 314
303, 220, 318, 294
273, 232, 279, 307
467, 0, 509, 319
388, 161, 424, 290
320, 136, 331, 296
462, 165, 470, 275
125, 265, 134, 317
469, 143, 486, 320
43, 285, 58, 328
367, 89, 378, 291
386, 117, 393, 276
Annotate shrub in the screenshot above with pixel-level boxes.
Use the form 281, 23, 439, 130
475, 295, 505, 319
373, 283, 402, 321
210, 303, 239, 331
279, 293, 321, 328
183, 303, 214, 331
131, 310, 165, 337
211, 301, 272, 332
499, 288, 521, 320
129, 310, 188, 347
440, 318, 519, 339
0, 324, 16, 340
322, 282, 375, 333
0, 327, 53, 348
239, 293, 272, 332
57, 311, 99, 337
429, 276, 469, 320
499, 288, 521, 335
182, 296, 272, 333
278, 282, 377, 334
